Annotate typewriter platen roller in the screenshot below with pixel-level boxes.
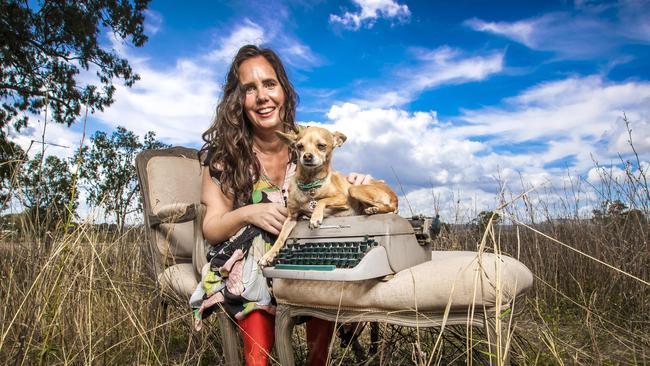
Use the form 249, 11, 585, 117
262, 213, 433, 281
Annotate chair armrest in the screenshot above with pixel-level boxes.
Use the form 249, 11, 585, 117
193, 203, 208, 273
149, 203, 198, 227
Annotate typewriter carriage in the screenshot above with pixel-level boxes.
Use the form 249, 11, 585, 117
263, 213, 438, 281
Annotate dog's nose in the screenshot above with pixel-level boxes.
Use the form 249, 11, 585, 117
303, 153, 313, 162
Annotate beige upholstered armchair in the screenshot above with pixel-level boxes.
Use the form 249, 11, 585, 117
135, 147, 240, 365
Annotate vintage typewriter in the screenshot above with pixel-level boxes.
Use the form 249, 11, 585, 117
262, 213, 440, 281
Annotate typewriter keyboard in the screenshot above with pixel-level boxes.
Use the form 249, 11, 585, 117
273, 236, 379, 270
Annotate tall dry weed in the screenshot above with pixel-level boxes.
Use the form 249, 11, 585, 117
0, 219, 232, 365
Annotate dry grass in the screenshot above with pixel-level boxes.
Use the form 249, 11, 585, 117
0, 224, 229, 365
442, 217, 650, 365
1, 206, 647, 365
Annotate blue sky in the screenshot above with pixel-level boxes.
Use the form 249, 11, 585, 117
14, 0, 650, 220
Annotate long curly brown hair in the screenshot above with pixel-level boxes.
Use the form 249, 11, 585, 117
200, 45, 299, 206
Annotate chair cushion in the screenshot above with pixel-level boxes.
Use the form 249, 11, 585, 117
155, 222, 194, 261
272, 251, 533, 311
158, 263, 199, 299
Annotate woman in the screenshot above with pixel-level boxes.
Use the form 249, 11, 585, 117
196, 45, 369, 366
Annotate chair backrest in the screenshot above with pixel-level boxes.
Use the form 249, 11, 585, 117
136, 147, 203, 279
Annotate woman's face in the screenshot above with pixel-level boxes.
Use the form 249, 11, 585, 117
239, 56, 286, 132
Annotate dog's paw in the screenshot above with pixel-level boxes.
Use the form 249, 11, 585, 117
258, 251, 277, 267
364, 206, 379, 215
309, 217, 322, 229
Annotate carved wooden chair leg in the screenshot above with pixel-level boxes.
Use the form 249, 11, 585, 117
275, 304, 299, 366
218, 312, 241, 365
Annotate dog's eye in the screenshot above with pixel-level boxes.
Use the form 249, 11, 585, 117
317, 143, 327, 150
296, 143, 303, 150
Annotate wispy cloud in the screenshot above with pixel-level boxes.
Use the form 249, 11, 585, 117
455, 75, 650, 170
207, 11, 322, 69
224, 0, 322, 69
329, 0, 410, 30
10, 121, 82, 159
95, 57, 220, 145
143, 9, 163, 36
465, 1, 650, 59
352, 46, 505, 108
406, 46, 505, 93
278, 42, 322, 68
205, 19, 266, 63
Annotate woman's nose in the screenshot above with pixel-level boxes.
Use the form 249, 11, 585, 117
256, 87, 269, 103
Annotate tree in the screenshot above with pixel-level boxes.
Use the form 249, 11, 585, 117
472, 210, 501, 234
18, 152, 77, 230
0, 138, 25, 208
0, 0, 150, 134
80, 126, 168, 233
592, 199, 647, 228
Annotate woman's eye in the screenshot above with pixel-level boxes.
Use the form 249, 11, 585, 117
264, 80, 276, 89
244, 85, 255, 94
317, 144, 327, 150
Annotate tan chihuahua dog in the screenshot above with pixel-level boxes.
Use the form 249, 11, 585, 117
258, 126, 398, 266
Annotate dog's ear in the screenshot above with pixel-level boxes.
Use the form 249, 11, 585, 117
333, 131, 347, 148
276, 131, 298, 147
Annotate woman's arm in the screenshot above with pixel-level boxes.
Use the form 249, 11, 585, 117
347, 172, 374, 185
201, 166, 288, 243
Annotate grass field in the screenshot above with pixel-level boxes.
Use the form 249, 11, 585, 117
0, 198, 648, 365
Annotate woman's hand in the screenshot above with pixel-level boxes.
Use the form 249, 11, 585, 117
347, 172, 373, 185
243, 203, 288, 235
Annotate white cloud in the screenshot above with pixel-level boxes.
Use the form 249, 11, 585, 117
94, 57, 220, 145
314, 74, 650, 219
465, 13, 615, 59
202, 17, 321, 69
10, 119, 82, 160
205, 19, 266, 63
455, 75, 650, 172
143, 9, 163, 35
407, 47, 505, 92
323, 102, 498, 194
586, 165, 627, 186
613, 0, 650, 43
353, 47, 504, 108
230, 2, 322, 68
464, 17, 537, 46
602, 114, 650, 154
403, 185, 515, 222
465, 1, 650, 59
329, 0, 410, 30
279, 42, 322, 68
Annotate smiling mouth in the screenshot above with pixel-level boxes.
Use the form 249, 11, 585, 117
256, 107, 275, 117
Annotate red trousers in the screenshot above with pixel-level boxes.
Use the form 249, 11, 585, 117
238, 310, 334, 366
